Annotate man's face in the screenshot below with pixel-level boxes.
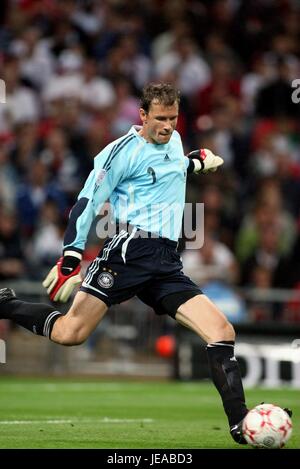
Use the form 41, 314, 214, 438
139, 100, 179, 144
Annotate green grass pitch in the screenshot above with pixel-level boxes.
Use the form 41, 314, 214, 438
0, 377, 299, 449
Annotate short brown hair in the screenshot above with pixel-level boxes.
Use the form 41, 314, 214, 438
140, 82, 180, 113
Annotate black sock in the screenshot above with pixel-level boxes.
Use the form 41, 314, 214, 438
206, 340, 248, 427
1, 298, 62, 338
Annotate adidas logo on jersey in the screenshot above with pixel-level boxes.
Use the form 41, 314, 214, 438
164, 154, 170, 161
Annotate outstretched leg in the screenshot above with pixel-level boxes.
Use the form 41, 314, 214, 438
175, 294, 248, 444
0, 288, 108, 345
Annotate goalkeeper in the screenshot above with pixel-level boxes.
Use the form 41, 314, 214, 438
1, 82, 248, 444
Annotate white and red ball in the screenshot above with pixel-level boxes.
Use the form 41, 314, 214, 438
242, 403, 293, 448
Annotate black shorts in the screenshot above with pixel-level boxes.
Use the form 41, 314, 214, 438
80, 229, 202, 318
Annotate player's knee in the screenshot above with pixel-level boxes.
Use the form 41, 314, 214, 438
55, 327, 88, 346
220, 320, 235, 341
211, 319, 235, 343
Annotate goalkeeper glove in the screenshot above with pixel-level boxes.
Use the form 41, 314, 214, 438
42, 251, 82, 303
187, 148, 224, 174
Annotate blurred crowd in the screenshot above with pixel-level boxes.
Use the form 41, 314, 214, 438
1, 0, 300, 322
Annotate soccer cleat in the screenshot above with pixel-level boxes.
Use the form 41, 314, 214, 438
0, 288, 16, 318
283, 407, 292, 418
230, 418, 248, 445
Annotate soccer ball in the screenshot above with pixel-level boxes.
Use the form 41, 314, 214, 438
242, 403, 293, 449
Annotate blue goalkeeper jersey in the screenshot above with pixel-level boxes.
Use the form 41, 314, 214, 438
63, 126, 190, 252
